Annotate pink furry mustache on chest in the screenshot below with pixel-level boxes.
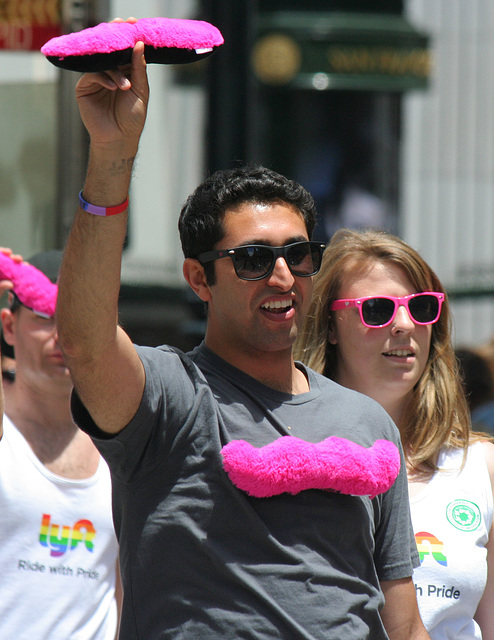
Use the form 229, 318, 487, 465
221, 435, 400, 499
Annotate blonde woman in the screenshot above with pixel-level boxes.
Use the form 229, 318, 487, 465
295, 228, 494, 640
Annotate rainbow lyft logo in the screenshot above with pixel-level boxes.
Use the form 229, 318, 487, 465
415, 531, 447, 566
39, 513, 96, 558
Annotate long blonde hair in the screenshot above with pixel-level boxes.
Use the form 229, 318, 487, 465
294, 228, 475, 473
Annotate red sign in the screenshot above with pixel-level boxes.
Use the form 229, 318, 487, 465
0, 0, 61, 51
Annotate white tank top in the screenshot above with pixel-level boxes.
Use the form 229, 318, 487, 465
0, 416, 119, 640
410, 442, 493, 640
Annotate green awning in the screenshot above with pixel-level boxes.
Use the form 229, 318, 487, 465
252, 11, 431, 91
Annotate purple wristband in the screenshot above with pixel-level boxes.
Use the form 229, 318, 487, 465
79, 191, 129, 216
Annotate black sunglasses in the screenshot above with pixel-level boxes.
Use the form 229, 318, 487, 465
2, 369, 15, 383
196, 241, 326, 281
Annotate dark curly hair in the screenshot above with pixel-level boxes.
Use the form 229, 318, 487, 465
178, 164, 317, 285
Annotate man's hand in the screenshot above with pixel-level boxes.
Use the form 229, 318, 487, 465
75, 39, 149, 152
0, 247, 23, 297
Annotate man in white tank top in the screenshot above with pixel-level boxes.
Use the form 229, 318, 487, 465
0, 250, 121, 640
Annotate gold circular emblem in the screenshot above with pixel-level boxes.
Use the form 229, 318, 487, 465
252, 34, 301, 85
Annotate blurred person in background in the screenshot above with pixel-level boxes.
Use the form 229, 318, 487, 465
0, 249, 121, 640
477, 337, 494, 383
295, 228, 494, 640
456, 347, 494, 436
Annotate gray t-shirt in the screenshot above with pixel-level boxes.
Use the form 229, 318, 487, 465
72, 342, 418, 640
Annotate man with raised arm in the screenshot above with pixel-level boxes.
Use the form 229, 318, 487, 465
57, 41, 430, 640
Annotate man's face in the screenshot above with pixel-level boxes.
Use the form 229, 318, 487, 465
202, 202, 314, 365
1, 305, 70, 389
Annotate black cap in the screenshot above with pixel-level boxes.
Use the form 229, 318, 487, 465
1, 249, 63, 360
27, 250, 63, 284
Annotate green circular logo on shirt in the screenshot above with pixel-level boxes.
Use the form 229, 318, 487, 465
446, 499, 481, 531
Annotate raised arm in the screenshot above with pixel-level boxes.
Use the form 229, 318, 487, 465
0, 247, 20, 440
0, 273, 9, 439
0, 347, 4, 439
56, 41, 149, 434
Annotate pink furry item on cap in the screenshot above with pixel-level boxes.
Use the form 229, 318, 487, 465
0, 252, 57, 318
221, 435, 401, 499
41, 17, 224, 72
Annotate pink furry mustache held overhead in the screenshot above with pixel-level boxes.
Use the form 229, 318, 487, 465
221, 436, 401, 499
41, 17, 224, 72
0, 252, 57, 318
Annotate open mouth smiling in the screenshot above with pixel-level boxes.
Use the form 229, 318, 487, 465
383, 349, 414, 358
260, 299, 293, 313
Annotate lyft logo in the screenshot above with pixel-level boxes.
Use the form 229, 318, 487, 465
415, 531, 447, 566
39, 513, 96, 558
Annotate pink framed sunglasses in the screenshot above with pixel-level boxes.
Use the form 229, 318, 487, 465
330, 292, 444, 328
